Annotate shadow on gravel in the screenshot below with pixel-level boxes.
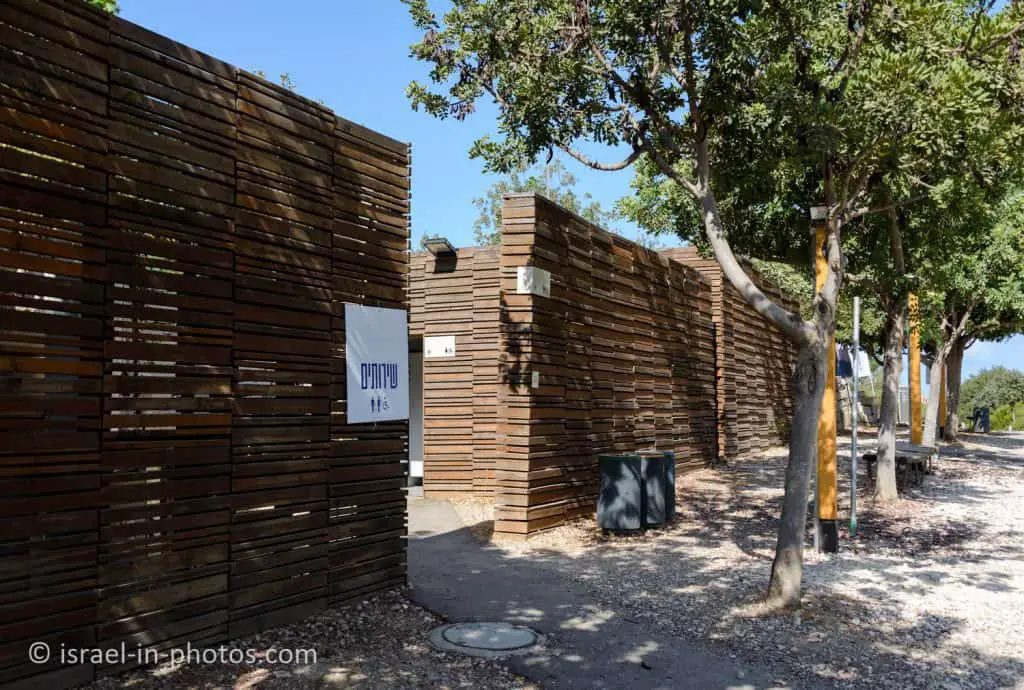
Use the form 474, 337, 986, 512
410, 437, 1024, 689
412, 520, 1024, 689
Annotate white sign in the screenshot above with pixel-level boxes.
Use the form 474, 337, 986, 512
345, 304, 409, 424
425, 335, 456, 358
517, 265, 551, 298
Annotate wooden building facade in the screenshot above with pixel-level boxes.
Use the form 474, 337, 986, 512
411, 195, 721, 537
409, 196, 800, 538
0, 2, 409, 687
660, 248, 799, 459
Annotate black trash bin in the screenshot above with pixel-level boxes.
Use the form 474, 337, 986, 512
597, 455, 643, 530
972, 407, 990, 433
598, 451, 676, 531
663, 451, 676, 521
638, 451, 668, 526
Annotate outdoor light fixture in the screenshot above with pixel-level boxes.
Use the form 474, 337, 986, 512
423, 236, 456, 256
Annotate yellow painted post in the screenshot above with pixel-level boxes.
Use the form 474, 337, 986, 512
908, 294, 923, 445
938, 362, 947, 437
815, 225, 838, 552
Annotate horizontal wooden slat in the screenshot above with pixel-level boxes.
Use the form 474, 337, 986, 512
0, 3, 410, 688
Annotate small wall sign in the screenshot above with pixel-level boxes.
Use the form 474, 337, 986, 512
516, 266, 551, 298
345, 304, 409, 424
425, 335, 456, 358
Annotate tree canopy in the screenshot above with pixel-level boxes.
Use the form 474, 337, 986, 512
959, 366, 1024, 416
937, 189, 1024, 346
405, 0, 1024, 606
471, 160, 612, 245
86, 0, 117, 12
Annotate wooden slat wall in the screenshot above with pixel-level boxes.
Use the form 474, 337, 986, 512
471, 248, 501, 492
719, 269, 797, 456
0, 3, 409, 688
409, 248, 501, 497
495, 194, 717, 537
100, 15, 239, 670
328, 105, 409, 610
661, 247, 798, 458
0, 3, 109, 687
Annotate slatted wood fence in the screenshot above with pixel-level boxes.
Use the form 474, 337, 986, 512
408, 201, 800, 536
494, 194, 718, 536
0, 2, 410, 687
409, 247, 500, 496
661, 248, 798, 458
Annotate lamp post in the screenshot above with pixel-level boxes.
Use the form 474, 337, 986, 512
423, 236, 457, 256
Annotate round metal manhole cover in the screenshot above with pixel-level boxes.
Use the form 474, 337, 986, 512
428, 622, 539, 658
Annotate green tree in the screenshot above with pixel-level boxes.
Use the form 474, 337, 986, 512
86, 0, 118, 12
991, 402, 1024, 431
854, 171, 1023, 487
617, 2, 1024, 500
405, 0, 1024, 606
472, 160, 611, 245
958, 366, 1024, 419
915, 189, 1024, 443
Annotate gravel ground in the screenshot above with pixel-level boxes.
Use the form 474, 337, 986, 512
88, 589, 537, 690
450, 432, 1024, 689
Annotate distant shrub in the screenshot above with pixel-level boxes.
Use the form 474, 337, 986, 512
959, 367, 1024, 420
991, 403, 1024, 431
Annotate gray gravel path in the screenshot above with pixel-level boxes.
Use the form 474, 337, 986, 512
87, 588, 535, 690
427, 432, 1024, 689
408, 495, 782, 689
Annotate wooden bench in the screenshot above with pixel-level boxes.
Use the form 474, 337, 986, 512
862, 443, 938, 490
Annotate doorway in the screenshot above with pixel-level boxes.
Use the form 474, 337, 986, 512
409, 343, 424, 486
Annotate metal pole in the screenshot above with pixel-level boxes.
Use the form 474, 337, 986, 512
850, 297, 860, 538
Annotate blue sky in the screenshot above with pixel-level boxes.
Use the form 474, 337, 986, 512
117, 0, 648, 247
118, 0, 1022, 381
899, 334, 1023, 397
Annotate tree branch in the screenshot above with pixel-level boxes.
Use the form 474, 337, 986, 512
883, 186, 907, 275
831, 0, 874, 96
846, 191, 931, 221
966, 18, 1024, 58
559, 143, 643, 171
962, 0, 997, 55
701, 186, 813, 345
644, 144, 702, 197
845, 272, 879, 289
680, 9, 703, 140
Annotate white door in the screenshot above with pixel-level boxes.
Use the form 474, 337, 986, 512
409, 349, 424, 480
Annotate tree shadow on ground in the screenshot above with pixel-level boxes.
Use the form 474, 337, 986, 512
413, 440, 1024, 689
411, 520, 1024, 689
952, 432, 1024, 454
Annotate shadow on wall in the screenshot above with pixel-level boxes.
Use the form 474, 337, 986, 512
764, 340, 795, 444
498, 291, 528, 396
431, 252, 459, 273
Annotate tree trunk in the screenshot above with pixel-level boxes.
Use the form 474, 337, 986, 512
944, 337, 966, 441
875, 305, 904, 501
922, 344, 950, 447
693, 173, 837, 609
767, 338, 826, 608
